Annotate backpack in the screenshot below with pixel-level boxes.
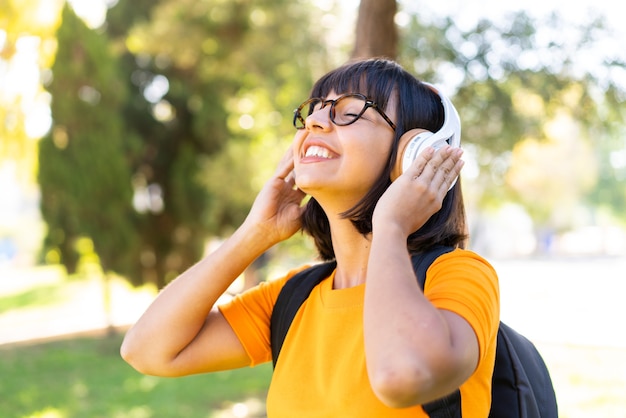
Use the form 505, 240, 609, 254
269, 246, 558, 418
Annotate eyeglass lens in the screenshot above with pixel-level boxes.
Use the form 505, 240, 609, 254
294, 95, 368, 129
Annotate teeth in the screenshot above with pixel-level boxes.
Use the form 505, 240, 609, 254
305, 145, 332, 158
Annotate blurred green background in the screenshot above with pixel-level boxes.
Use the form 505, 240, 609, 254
1, 0, 625, 417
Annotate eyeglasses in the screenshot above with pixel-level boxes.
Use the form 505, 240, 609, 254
293, 93, 396, 131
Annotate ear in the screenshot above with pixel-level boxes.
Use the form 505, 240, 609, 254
390, 128, 432, 181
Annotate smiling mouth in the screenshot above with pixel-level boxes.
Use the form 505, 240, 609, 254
304, 145, 333, 159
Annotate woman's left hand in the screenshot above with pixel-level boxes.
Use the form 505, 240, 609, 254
373, 145, 464, 236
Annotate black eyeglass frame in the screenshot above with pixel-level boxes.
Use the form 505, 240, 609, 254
293, 93, 396, 131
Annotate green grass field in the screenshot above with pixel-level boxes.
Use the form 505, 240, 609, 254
0, 334, 272, 418
0, 267, 272, 418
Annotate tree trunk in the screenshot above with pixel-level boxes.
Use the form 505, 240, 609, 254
351, 0, 398, 60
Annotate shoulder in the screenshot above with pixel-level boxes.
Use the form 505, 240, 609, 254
426, 248, 500, 360
429, 248, 498, 281
424, 247, 499, 321
218, 264, 313, 312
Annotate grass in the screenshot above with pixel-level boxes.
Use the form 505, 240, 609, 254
0, 333, 273, 418
0, 265, 272, 418
4, 335, 626, 418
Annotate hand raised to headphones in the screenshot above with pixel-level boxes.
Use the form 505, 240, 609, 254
374, 145, 464, 237
242, 145, 307, 246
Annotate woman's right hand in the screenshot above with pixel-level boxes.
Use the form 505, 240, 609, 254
373, 145, 464, 238
243, 145, 307, 245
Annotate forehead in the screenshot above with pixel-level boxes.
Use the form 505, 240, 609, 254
322, 90, 362, 101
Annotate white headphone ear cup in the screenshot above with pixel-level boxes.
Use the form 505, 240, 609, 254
424, 132, 451, 151
391, 129, 431, 181
401, 131, 435, 173
391, 128, 459, 190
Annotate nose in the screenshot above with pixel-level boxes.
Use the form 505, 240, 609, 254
305, 103, 333, 131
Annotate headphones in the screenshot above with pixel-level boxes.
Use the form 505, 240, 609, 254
390, 82, 461, 190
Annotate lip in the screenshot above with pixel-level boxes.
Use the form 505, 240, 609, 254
300, 138, 339, 162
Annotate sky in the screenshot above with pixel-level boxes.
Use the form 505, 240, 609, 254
411, 0, 625, 58
425, 0, 625, 89
412, 0, 623, 29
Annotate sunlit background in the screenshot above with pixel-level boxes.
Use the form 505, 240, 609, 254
1, 0, 625, 417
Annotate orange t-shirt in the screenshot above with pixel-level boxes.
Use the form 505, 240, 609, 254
219, 249, 500, 417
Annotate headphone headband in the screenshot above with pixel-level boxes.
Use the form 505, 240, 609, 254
422, 82, 461, 149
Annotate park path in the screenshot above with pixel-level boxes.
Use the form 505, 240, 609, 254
492, 255, 626, 349
0, 266, 155, 346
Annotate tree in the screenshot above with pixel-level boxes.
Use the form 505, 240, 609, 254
39, 0, 328, 287
395, 8, 626, 230
352, 0, 398, 60
113, 0, 329, 287
38, 3, 138, 277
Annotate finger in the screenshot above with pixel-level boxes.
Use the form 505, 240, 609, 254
410, 146, 450, 183
432, 148, 464, 190
406, 147, 435, 179
428, 145, 455, 171
275, 145, 296, 179
434, 147, 462, 175
284, 170, 298, 189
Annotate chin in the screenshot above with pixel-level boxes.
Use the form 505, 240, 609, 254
295, 181, 319, 196
294, 171, 325, 192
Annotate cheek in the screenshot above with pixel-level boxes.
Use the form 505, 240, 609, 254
364, 136, 393, 170
347, 138, 393, 184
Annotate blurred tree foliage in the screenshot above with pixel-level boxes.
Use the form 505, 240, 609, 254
395, 8, 626, 231
38, 4, 138, 276
38, 0, 329, 287
7, 0, 625, 285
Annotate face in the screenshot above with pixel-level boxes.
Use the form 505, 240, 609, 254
292, 90, 397, 209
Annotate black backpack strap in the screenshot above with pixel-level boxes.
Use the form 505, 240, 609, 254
270, 260, 337, 367
411, 245, 455, 289
422, 391, 462, 418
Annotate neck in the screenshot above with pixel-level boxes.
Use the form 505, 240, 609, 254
327, 216, 372, 289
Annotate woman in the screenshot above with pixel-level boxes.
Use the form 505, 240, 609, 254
121, 58, 500, 417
